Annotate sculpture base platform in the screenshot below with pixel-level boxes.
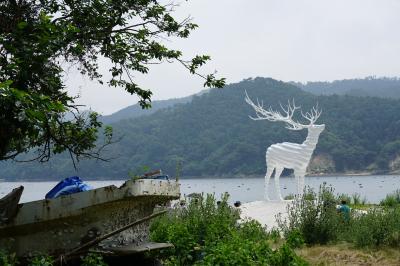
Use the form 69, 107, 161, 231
239, 200, 291, 229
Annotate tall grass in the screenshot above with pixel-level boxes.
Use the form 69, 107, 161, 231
380, 189, 400, 207
338, 192, 367, 206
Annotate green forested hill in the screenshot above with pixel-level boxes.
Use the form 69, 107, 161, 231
2, 77, 400, 180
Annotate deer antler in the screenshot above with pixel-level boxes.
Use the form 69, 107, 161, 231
245, 91, 322, 129
301, 104, 322, 125
245, 91, 306, 130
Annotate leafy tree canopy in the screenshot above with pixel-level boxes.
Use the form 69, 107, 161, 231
0, 0, 225, 163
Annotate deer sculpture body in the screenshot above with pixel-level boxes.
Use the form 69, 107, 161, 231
245, 92, 325, 201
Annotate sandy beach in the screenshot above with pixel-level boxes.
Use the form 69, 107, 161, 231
240, 200, 291, 229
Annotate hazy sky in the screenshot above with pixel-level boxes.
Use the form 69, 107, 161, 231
65, 0, 400, 114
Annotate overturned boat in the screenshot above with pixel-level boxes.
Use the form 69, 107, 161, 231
0, 178, 180, 258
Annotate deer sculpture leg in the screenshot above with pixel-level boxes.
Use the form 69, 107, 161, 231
299, 174, 305, 196
274, 166, 284, 201
294, 169, 299, 194
264, 165, 274, 201
294, 168, 306, 196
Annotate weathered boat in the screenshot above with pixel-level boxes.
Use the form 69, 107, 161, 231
0, 178, 180, 258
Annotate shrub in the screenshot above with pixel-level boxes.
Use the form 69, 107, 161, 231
303, 190, 316, 201
197, 236, 307, 266
196, 230, 272, 265
196, 218, 307, 266
236, 219, 267, 241
267, 228, 281, 243
150, 193, 239, 265
267, 244, 308, 266
286, 229, 305, 248
284, 194, 295, 200
350, 206, 400, 248
150, 193, 306, 265
28, 255, 53, 266
81, 253, 108, 266
279, 187, 400, 249
277, 185, 342, 245
0, 250, 18, 266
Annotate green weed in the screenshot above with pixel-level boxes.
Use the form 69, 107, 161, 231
81, 253, 108, 266
0, 250, 18, 266
28, 255, 53, 266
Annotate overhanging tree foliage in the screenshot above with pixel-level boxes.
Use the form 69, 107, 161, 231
0, 0, 225, 163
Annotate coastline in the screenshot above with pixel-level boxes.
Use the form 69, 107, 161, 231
1, 171, 399, 182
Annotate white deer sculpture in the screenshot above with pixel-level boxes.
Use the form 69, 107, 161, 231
245, 92, 325, 201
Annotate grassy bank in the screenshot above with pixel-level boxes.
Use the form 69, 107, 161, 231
150, 186, 400, 265
298, 244, 400, 265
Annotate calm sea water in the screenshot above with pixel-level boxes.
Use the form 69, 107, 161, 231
1, 175, 399, 204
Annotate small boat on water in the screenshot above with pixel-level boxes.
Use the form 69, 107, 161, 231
0, 177, 180, 259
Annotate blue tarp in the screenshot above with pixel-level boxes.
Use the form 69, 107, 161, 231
45, 176, 92, 199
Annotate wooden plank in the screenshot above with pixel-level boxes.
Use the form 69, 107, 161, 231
0, 186, 24, 224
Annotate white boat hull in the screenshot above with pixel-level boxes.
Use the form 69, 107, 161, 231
0, 179, 180, 257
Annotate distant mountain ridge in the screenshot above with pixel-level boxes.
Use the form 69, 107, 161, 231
2, 77, 400, 180
101, 77, 400, 125
291, 77, 400, 98
100, 89, 211, 124
100, 95, 193, 124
